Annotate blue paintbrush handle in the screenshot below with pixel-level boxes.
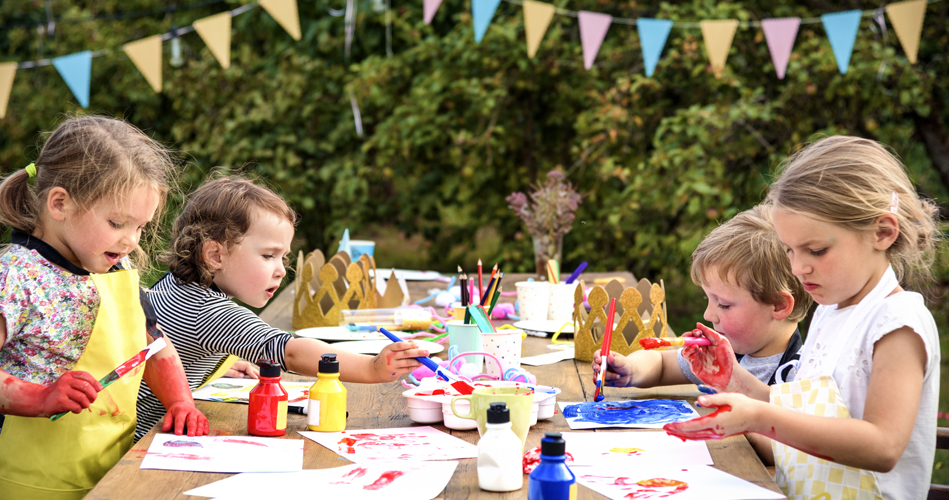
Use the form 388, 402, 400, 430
379, 327, 449, 381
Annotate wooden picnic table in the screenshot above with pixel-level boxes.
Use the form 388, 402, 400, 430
88, 271, 782, 499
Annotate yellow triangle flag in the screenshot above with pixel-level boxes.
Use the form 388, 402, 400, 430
523, 0, 556, 58
123, 35, 163, 93
700, 19, 739, 77
259, 0, 302, 41
885, 0, 926, 64
0, 63, 15, 119
193, 12, 232, 69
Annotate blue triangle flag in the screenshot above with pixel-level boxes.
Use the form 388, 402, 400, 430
472, 0, 502, 43
638, 18, 674, 77
337, 228, 351, 255
52, 51, 93, 108
821, 10, 862, 75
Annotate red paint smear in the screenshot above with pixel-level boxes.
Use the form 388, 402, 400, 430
639, 338, 665, 349
522, 447, 575, 474
414, 389, 446, 396
385, 352, 397, 366
127, 449, 148, 459
363, 470, 404, 490
222, 438, 268, 447
663, 405, 732, 442
113, 350, 148, 378
147, 452, 213, 460
289, 394, 308, 403
331, 467, 368, 484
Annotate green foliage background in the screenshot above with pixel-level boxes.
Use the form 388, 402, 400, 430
1, 0, 948, 481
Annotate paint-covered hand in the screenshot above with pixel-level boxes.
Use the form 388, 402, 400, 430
224, 360, 259, 379
681, 323, 737, 392
25, 371, 102, 417
663, 393, 759, 441
161, 400, 209, 437
373, 342, 426, 382
591, 350, 633, 387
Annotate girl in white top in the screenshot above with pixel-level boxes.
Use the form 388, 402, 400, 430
666, 136, 940, 499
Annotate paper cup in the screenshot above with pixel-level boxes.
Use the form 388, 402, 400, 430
547, 283, 578, 323
482, 329, 523, 380
516, 281, 551, 321
348, 240, 375, 260
446, 320, 483, 372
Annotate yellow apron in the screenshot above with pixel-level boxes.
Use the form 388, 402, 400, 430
0, 269, 147, 500
771, 377, 881, 499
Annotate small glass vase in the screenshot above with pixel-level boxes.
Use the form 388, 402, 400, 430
533, 233, 563, 277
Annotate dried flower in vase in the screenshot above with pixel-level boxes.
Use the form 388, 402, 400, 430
506, 170, 582, 275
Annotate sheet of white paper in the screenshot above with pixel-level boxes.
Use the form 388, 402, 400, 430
299, 426, 478, 462
185, 461, 459, 500
575, 465, 785, 500
558, 399, 700, 429
520, 348, 575, 366
191, 377, 311, 408
562, 431, 712, 467
140, 434, 303, 473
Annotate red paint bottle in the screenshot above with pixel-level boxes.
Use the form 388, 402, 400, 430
248, 359, 289, 436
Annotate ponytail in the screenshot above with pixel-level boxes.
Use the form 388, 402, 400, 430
0, 168, 39, 233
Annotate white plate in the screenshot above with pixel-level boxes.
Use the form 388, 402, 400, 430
513, 320, 575, 334
293, 326, 387, 341
331, 339, 444, 355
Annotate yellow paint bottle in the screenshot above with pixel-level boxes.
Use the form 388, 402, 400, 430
307, 353, 347, 431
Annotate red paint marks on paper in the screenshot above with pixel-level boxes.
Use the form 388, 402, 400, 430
331, 466, 368, 484
222, 438, 267, 447
363, 470, 405, 490
663, 405, 732, 442
147, 452, 213, 461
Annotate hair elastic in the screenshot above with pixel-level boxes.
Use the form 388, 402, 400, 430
890, 192, 899, 213
24, 163, 36, 178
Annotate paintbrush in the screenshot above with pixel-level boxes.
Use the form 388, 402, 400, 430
51, 338, 167, 421
379, 327, 475, 395
639, 337, 712, 349
593, 298, 617, 403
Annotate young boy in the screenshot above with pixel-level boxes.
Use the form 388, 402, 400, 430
592, 204, 812, 391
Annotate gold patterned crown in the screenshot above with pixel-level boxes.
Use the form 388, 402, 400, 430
573, 277, 672, 362
291, 250, 405, 329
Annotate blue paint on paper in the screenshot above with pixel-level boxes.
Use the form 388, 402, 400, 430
563, 399, 694, 425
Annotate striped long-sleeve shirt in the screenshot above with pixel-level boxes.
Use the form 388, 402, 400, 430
134, 272, 292, 441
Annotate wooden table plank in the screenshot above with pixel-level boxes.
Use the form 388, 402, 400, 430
89, 272, 782, 499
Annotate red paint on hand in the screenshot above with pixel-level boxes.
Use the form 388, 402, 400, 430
683, 324, 733, 390
148, 356, 209, 437
662, 404, 733, 442
0, 371, 101, 417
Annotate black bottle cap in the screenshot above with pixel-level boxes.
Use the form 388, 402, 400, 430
319, 353, 339, 373
486, 402, 510, 424
541, 432, 565, 456
257, 359, 281, 378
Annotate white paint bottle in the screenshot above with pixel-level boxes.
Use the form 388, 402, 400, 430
477, 402, 524, 492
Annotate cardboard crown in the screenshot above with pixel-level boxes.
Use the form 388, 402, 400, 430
573, 277, 672, 362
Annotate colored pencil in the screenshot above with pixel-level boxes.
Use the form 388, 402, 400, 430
593, 298, 617, 402
564, 262, 588, 284
480, 274, 497, 306
487, 286, 502, 317
478, 259, 484, 300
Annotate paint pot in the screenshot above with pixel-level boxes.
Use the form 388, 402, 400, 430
528, 432, 576, 500
533, 386, 562, 420
478, 402, 524, 492
443, 399, 478, 430
307, 354, 347, 432
248, 359, 289, 436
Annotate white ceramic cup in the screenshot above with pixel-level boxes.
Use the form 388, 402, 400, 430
547, 283, 578, 323
515, 281, 551, 321
482, 329, 523, 379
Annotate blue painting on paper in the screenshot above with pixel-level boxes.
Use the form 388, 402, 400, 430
560, 399, 699, 429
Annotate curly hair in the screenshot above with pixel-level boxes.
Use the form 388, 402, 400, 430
163, 174, 297, 287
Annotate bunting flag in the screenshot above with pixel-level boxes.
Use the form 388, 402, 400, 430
193, 12, 233, 69
885, 0, 926, 64
821, 10, 862, 75
637, 18, 673, 77
424, 0, 444, 25
578, 11, 612, 70
761, 17, 800, 80
699, 19, 739, 77
523, 0, 556, 58
0, 63, 15, 119
259, 0, 302, 40
52, 51, 92, 108
472, 0, 502, 43
123, 35, 163, 93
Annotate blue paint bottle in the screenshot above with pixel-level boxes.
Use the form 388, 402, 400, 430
528, 432, 576, 500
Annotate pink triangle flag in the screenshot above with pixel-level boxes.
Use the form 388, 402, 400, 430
761, 17, 800, 79
578, 11, 612, 70
424, 0, 444, 25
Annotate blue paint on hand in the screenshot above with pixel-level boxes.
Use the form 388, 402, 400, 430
563, 399, 695, 426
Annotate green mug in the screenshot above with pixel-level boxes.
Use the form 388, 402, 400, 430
450, 386, 534, 451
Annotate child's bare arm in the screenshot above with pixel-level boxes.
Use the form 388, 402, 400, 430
142, 328, 209, 437
592, 350, 692, 388
666, 326, 926, 472
284, 337, 426, 383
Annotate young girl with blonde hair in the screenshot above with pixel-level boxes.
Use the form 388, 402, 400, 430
0, 116, 208, 500
666, 136, 940, 499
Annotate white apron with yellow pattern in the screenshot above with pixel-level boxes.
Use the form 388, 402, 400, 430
769, 266, 899, 500
0, 269, 147, 500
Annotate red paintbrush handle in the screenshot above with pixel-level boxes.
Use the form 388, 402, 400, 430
601, 298, 617, 355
